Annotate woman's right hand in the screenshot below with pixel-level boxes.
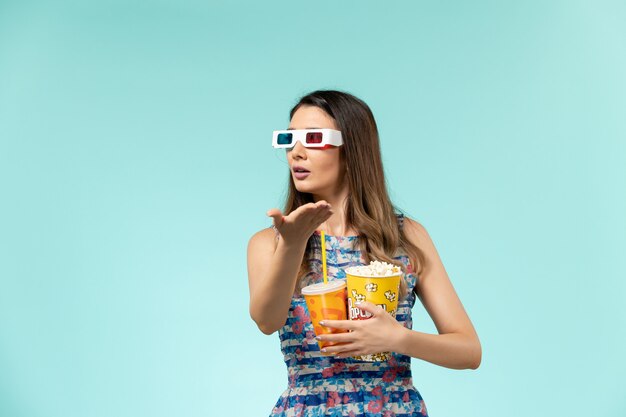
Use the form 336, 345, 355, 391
266, 201, 334, 246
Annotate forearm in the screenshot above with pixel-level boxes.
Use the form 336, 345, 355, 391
394, 327, 482, 370
249, 239, 307, 334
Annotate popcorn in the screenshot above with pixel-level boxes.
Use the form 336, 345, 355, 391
345, 260, 401, 277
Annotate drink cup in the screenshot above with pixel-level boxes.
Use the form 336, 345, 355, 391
345, 267, 402, 361
301, 280, 348, 355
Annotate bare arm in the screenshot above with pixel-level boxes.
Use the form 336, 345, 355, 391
247, 201, 333, 335
398, 218, 481, 368
247, 230, 307, 334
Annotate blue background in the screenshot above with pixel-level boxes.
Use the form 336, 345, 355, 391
1, 1, 625, 416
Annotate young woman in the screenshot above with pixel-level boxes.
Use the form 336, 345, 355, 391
247, 90, 481, 417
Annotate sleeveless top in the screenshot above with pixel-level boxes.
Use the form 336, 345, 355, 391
267, 213, 429, 417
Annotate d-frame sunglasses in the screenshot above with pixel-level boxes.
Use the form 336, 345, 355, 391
272, 129, 343, 149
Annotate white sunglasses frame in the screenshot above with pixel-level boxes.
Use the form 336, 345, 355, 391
272, 129, 344, 149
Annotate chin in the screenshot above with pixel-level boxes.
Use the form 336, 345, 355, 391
294, 181, 318, 193
294, 184, 313, 193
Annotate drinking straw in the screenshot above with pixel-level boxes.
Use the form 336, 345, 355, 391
321, 230, 328, 284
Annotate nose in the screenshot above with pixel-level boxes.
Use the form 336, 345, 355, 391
289, 140, 307, 160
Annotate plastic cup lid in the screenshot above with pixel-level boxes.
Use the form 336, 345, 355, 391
301, 280, 347, 295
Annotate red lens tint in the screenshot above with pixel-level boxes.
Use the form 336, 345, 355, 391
305, 132, 323, 144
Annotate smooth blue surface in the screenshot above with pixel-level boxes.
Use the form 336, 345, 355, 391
1, 1, 625, 416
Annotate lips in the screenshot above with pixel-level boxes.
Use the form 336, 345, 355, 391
293, 171, 310, 180
291, 165, 311, 180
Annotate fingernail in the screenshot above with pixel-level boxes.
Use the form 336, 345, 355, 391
319, 320, 325, 326
315, 335, 321, 340
321, 348, 327, 352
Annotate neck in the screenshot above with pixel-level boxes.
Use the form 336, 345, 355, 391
312, 187, 354, 236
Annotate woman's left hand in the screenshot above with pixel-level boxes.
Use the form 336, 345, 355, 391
317, 301, 407, 358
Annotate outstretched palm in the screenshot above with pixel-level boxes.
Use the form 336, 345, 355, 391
267, 201, 333, 245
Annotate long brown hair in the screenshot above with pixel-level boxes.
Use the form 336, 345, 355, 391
283, 90, 425, 299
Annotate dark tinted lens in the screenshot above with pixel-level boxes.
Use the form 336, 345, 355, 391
306, 132, 323, 144
277, 133, 293, 145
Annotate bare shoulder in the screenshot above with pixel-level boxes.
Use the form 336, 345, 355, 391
247, 227, 280, 295
402, 216, 442, 269
247, 226, 279, 254
402, 216, 433, 248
